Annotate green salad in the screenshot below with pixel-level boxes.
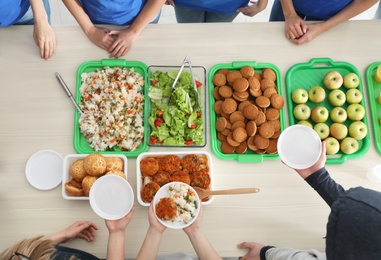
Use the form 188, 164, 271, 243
148, 70, 204, 146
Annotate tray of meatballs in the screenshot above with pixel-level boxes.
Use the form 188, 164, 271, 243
137, 151, 214, 207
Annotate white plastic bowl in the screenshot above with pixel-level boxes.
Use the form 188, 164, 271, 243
153, 182, 200, 229
277, 125, 322, 170
62, 154, 127, 200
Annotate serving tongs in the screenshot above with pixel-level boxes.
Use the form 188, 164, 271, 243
167, 56, 199, 108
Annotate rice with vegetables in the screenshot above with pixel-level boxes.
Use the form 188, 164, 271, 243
79, 66, 144, 151
164, 183, 198, 224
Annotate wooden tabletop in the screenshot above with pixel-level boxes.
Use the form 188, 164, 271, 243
1, 20, 381, 258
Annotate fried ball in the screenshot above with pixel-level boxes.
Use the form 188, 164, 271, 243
141, 182, 160, 203
152, 171, 171, 187
181, 154, 201, 173
171, 170, 191, 185
156, 197, 177, 221
140, 157, 159, 176
191, 169, 211, 189
160, 155, 181, 173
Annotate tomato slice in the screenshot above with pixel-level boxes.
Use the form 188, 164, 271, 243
154, 118, 163, 127
195, 80, 203, 87
184, 140, 194, 146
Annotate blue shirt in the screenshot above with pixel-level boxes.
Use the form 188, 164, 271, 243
293, 0, 352, 20
0, 0, 30, 27
80, 0, 147, 25
174, 0, 250, 14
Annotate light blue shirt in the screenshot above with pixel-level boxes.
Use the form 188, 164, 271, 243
80, 0, 147, 25
0, 0, 30, 27
174, 0, 250, 14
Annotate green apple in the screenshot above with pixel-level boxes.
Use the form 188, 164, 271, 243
308, 86, 326, 103
340, 137, 359, 154
314, 123, 330, 140
328, 89, 346, 106
293, 104, 311, 121
310, 106, 329, 123
297, 120, 313, 128
325, 136, 340, 155
292, 88, 309, 104
348, 121, 368, 140
346, 88, 363, 104
324, 70, 343, 90
343, 72, 360, 89
330, 123, 348, 140
347, 103, 365, 121
330, 107, 347, 123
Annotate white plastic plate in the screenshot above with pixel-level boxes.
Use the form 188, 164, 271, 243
153, 182, 200, 229
25, 150, 63, 190
89, 175, 134, 220
277, 125, 322, 170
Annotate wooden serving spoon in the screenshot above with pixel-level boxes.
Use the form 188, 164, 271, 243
193, 186, 260, 200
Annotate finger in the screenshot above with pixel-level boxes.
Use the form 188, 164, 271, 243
292, 24, 304, 37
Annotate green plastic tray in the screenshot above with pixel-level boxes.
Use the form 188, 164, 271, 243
73, 59, 149, 157
286, 58, 370, 164
209, 61, 286, 163
365, 62, 381, 155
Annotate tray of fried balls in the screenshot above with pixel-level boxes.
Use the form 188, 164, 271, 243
62, 153, 127, 200
137, 151, 213, 206
209, 62, 287, 162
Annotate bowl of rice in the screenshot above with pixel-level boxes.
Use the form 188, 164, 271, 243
153, 182, 200, 229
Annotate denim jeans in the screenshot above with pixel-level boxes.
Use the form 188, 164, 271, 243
174, 5, 239, 23
15, 0, 51, 25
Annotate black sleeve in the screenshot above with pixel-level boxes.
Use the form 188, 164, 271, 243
260, 246, 275, 260
304, 167, 345, 207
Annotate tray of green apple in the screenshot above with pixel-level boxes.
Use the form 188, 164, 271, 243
286, 57, 370, 164
365, 62, 381, 155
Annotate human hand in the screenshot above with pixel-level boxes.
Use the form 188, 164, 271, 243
148, 202, 166, 234
165, 0, 175, 6
183, 205, 203, 236
237, 0, 268, 17
47, 221, 98, 244
33, 20, 56, 60
105, 206, 134, 234
237, 241, 265, 260
86, 26, 115, 51
284, 15, 307, 40
290, 23, 324, 45
107, 28, 139, 58
295, 141, 327, 179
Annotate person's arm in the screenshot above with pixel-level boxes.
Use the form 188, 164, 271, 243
183, 206, 221, 260
291, 0, 378, 44
136, 202, 166, 260
237, 242, 325, 260
107, 0, 166, 58
61, 0, 114, 50
237, 0, 269, 17
105, 207, 134, 260
46, 221, 98, 244
279, 0, 307, 40
29, 0, 56, 60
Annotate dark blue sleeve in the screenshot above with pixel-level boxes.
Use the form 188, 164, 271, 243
304, 167, 345, 207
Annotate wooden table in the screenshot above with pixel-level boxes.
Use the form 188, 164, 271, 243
1, 20, 381, 258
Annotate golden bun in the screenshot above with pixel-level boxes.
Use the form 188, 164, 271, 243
82, 175, 98, 196
69, 159, 87, 182
65, 178, 85, 196
105, 170, 126, 180
105, 157, 124, 172
83, 154, 106, 176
